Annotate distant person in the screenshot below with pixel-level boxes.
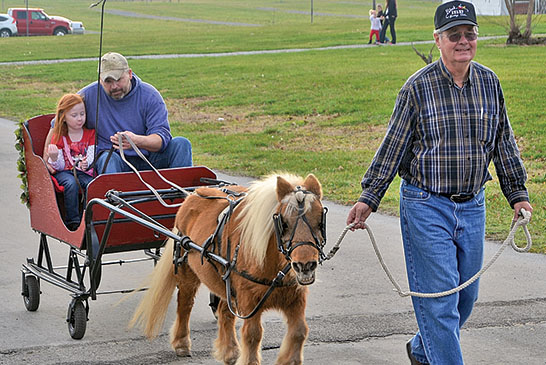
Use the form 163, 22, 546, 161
44, 52, 192, 174
347, 1, 532, 364
379, 0, 397, 44
376, 4, 390, 43
368, 9, 382, 44
44, 93, 95, 230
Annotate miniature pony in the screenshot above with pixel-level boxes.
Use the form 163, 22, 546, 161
131, 173, 326, 365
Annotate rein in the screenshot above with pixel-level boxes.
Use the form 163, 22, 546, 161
112, 133, 191, 208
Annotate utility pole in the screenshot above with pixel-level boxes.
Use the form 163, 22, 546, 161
25, 0, 29, 37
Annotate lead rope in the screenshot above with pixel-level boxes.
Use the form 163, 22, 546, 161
327, 209, 532, 298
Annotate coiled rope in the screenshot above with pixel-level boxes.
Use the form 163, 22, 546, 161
326, 209, 532, 298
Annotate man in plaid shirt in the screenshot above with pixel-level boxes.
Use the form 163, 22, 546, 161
347, 1, 533, 364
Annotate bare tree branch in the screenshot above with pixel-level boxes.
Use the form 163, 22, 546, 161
524, 0, 535, 37
411, 43, 435, 65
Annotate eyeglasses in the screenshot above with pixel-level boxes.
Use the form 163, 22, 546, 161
445, 31, 478, 43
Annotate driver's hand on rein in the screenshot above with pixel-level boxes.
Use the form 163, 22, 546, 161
111, 131, 138, 150
347, 201, 372, 231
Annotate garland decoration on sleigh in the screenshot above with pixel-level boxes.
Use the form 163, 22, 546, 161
15, 120, 30, 208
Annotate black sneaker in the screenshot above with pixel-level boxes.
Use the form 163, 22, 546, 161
406, 340, 425, 365
67, 222, 80, 231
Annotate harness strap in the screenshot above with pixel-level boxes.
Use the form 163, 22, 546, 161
198, 193, 246, 265
224, 263, 293, 319
233, 266, 297, 287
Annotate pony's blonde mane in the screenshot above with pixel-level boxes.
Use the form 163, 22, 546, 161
237, 172, 317, 266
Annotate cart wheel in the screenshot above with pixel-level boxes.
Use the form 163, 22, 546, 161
23, 275, 40, 311
67, 300, 87, 339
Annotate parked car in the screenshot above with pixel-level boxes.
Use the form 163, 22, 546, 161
7, 8, 84, 36
71, 21, 85, 35
0, 13, 18, 37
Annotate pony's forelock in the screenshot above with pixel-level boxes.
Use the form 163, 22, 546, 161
281, 189, 316, 217
238, 173, 309, 265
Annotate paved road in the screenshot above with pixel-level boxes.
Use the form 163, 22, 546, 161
0, 41, 429, 67
1, 116, 545, 364
4, 37, 516, 68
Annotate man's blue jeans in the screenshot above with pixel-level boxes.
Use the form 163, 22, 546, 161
54, 169, 93, 226
400, 180, 485, 365
95, 137, 192, 174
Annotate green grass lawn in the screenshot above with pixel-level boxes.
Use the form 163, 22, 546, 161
2, 0, 544, 61
1, 0, 544, 250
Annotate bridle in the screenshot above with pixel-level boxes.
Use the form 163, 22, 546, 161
272, 186, 328, 263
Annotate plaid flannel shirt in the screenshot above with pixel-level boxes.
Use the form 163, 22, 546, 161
358, 58, 529, 211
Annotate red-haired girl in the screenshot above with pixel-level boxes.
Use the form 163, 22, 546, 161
44, 93, 95, 230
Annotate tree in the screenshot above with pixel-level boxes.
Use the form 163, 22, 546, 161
504, 0, 540, 44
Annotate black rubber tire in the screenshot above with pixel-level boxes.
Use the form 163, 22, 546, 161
0, 29, 12, 38
23, 276, 40, 311
53, 27, 67, 36
67, 300, 87, 340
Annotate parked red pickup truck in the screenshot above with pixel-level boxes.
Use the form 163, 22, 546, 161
7, 8, 84, 36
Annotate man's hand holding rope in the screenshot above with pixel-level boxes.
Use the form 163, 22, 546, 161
110, 131, 163, 153
347, 201, 373, 231
513, 201, 533, 222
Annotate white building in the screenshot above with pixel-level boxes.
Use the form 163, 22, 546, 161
469, 0, 508, 15
443, 0, 546, 16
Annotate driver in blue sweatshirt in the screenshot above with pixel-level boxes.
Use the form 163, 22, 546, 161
79, 52, 192, 174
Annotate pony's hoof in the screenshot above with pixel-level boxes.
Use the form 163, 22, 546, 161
175, 348, 192, 357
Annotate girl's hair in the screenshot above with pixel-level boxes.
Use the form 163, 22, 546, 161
52, 93, 84, 140
369, 9, 375, 16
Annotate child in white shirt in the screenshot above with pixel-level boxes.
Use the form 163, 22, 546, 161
368, 9, 382, 44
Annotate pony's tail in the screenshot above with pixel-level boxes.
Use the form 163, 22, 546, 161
129, 237, 177, 339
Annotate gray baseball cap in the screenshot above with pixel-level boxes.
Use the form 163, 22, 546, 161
99, 52, 129, 81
